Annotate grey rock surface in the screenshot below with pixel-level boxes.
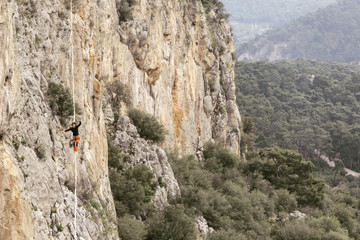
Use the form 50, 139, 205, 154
0, 0, 241, 239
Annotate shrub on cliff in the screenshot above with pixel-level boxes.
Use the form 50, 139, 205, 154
48, 82, 74, 121
201, 0, 229, 19
116, 0, 136, 22
128, 108, 166, 143
107, 81, 132, 108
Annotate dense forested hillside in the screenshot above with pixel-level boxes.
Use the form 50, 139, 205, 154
237, 0, 360, 63
169, 144, 360, 240
235, 59, 360, 172
222, 0, 335, 46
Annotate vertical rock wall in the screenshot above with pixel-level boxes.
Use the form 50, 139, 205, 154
0, 0, 240, 239
1, 0, 119, 238
113, 0, 241, 156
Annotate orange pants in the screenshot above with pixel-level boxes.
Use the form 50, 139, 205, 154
73, 135, 80, 152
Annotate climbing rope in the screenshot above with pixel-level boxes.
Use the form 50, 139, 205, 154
70, 0, 77, 239
70, 0, 75, 122
73, 152, 78, 239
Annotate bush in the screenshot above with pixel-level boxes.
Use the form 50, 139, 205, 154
242, 117, 255, 134
271, 220, 321, 240
107, 136, 126, 171
209, 229, 246, 240
333, 203, 360, 238
308, 216, 346, 236
47, 82, 78, 124
35, 145, 46, 160
117, 215, 146, 240
204, 142, 239, 172
128, 108, 166, 143
201, 0, 229, 19
146, 205, 196, 240
171, 155, 212, 190
109, 165, 157, 218
107, 81, 132, 108
322, 231, 349, 240
116, 0, 136, 22
275, 189, 297, 213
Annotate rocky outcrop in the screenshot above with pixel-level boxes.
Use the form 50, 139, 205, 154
111, 116, 180, 209
195, 216, 214, 240
0, 0, 240, 238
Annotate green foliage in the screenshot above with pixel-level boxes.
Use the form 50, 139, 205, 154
201, 0, 229, 20
209, 229, 246, 240
256, 146, 324, 205
116, 0, 136, 22
271, 215, 352, 240
333, 204, 360, 239
170, 149, 273, 239
56, 224, 64, 232
274, 189, 297, 213
146, 205, 196, 240
232, 59, 360, 239
117, 215, 146, 240
238, 0, 360, 63
332, 158, 346, 185
47, 82, 75, 122
107, 136, 128, 171
242, 117, 254, 134
235, 60, 360, 172
271, 219, 321, 240
168, 141, 360, 239
128, 108, 166, 143
107, 81, 132, 108
109, 165, 157, 218
91, 201, 101, 210
204, 142, 239, 172
35, 145, 46, 160
241, 117, 256, 153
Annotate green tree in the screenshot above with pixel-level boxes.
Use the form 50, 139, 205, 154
146, 205, 196, 240
204, 142, 240, 172
109, 165, 157, 218
117, 215, 146, 240
257, 146, 324, 205
332, 158, 346, 185
128, 108, 166, 143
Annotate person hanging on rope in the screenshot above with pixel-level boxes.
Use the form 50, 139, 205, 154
65, 118, 81, 152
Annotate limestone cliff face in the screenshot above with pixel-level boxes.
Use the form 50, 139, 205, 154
1, 0, 118, 239
117, 0, 241, 156
0, 0, 240, 239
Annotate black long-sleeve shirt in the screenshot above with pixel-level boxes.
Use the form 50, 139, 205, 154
65, 121, 81, 136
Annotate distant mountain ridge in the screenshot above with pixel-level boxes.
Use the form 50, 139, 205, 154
237, 0, 360, 63
221, 0, 335, 47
